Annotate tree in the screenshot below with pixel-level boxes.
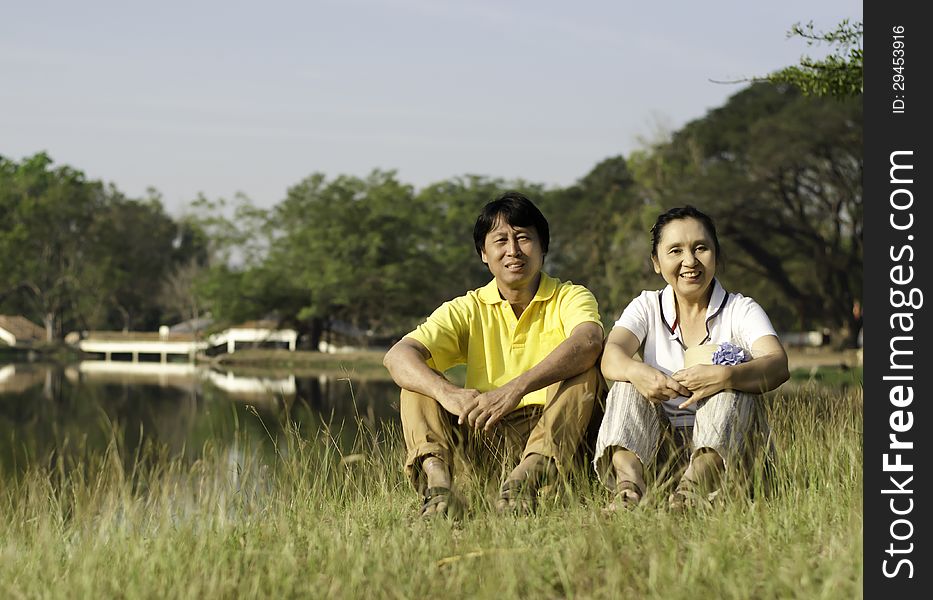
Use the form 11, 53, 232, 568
267, 170, 428, 347
159, 257, 206, 329
0, 153, 106, 340
192, 172, 435, 349
0, 154, 211, 339
184, 193, 301, 333
767, 20, 863, 98
80, 190, 197, 331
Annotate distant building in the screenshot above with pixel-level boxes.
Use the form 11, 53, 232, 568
208, 320, 298, 353
67, 319, 299, 362
0, 315, 45, 348
73, 329, 207, 363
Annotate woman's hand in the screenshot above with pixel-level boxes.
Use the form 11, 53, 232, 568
629, 362, 692, 404
671, 364, 730, 408
603, 327, 688, 402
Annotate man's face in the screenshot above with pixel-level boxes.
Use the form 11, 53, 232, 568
480, 215, 544, 288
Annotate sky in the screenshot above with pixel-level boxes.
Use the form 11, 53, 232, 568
1, 0, 863, 215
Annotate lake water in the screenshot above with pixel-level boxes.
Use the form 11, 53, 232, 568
0, 362, 401, 477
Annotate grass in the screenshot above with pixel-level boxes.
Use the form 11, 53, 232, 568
0, 382, 862, 599
789, 364, 863, 388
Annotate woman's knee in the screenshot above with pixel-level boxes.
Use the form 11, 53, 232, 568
695, 390, 760, 420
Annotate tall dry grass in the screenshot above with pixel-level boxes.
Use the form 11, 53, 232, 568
0, 383, 862, 599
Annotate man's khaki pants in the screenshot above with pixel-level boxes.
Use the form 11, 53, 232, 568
400, 367, 602, 492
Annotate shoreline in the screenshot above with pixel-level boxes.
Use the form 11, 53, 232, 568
2, 346, 862, 380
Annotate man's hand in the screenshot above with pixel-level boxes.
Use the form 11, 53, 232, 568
435, 387, 481, 417
454, 321, 602, 432
460, 384, 524, 432
671, 364, 729, 409
629, 362, 691, 404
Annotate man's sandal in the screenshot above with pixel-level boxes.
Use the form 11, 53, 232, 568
420, 486, 464, 520
496, 479, 537, 516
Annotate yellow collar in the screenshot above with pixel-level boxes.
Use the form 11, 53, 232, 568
478, 272, 558, 305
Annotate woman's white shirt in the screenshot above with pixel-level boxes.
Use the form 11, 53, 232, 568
613, 279, 778, 426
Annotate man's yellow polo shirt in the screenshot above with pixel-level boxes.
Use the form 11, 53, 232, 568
406, 272, 602, 409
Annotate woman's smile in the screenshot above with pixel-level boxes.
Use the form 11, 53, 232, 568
652, 217, 717, 301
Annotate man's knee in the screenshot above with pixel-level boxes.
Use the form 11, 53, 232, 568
559, 365, 602, 396
400, 388, 434, 405
400, 388, 444, 415
400, 388, 445, 431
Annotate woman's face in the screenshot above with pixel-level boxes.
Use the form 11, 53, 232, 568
651, 217, 717, 302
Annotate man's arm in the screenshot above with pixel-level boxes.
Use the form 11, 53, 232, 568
382, 336, 479, 417
463, 321, 604, 431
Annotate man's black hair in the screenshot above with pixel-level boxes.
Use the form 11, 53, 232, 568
472, 192, 550, 256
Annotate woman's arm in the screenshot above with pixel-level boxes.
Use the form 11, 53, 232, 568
725, 334, 790, 393
672, 334, 790, 408
601, 326, 690, 402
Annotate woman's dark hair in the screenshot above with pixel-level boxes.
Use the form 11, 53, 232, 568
472, 192, 550, 256
650, 205, 721, 258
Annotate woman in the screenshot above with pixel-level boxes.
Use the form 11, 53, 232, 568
594, 206, 789, 510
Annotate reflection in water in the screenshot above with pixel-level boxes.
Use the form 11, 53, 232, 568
0, 362, 401, 479
0, 363, 48, 395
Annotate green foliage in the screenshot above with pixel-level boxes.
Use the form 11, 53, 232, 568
184, 193, 294, 329
413, 175, 518, 305
84, 191, 203, 331
0, 153, 208, 338
0, 153, 106, 339
767, 20, 863, 97
274, 170, 424, 328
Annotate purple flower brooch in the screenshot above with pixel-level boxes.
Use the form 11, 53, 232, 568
711, 341, 749, 366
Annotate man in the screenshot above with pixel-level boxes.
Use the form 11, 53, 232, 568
383, 192, 604, 518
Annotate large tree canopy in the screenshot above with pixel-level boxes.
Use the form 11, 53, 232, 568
541, 156, 658, 324
0, 153, 106, 340
0, 153, 207, 340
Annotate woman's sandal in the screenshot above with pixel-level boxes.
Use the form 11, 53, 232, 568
420, 486, 464, 520
668, 479, 718, 512
605, 480, 643, 513
496, 479, 537, 516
